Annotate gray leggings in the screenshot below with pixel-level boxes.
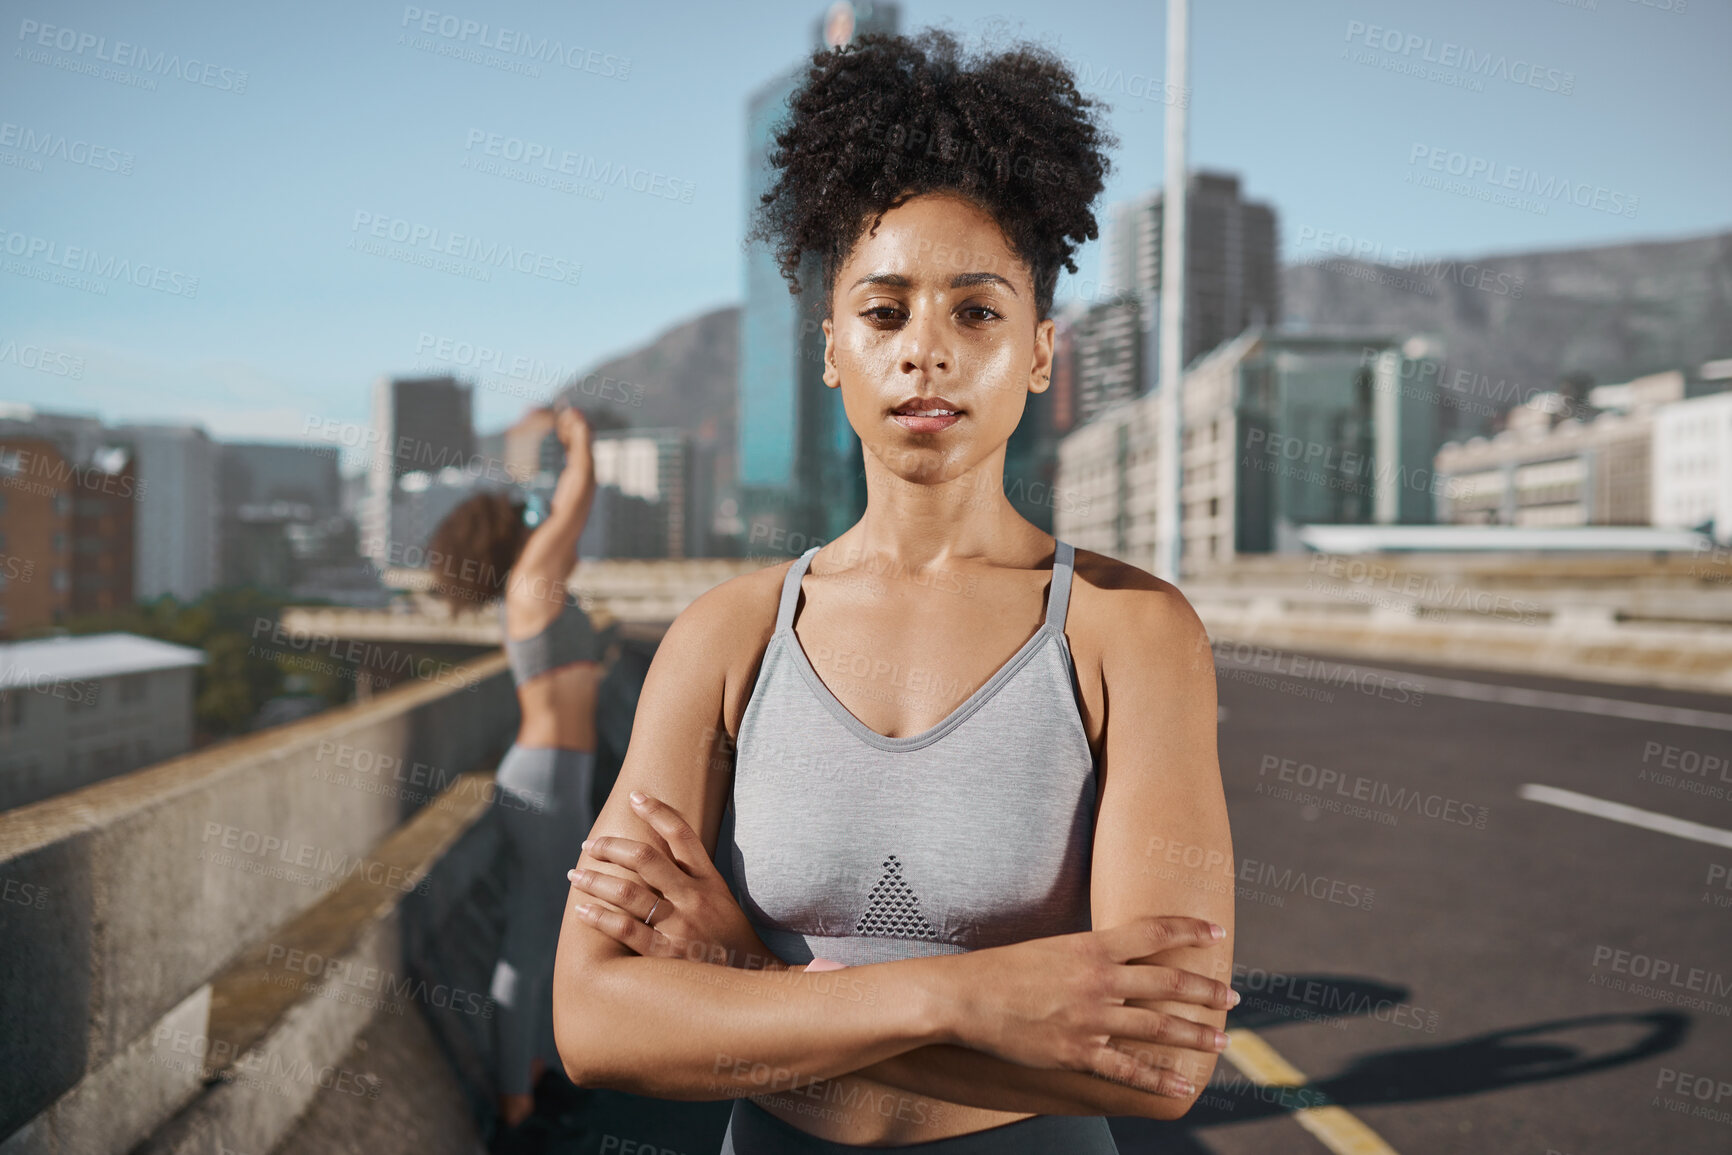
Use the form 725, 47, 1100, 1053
718, 1097, 1120, 1153
489, 744, 596, 1096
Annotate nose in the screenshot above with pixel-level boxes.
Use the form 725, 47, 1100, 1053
898, 299, 951, 379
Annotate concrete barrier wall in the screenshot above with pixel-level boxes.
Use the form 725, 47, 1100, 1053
1194, 606, 1732, 696
0, 652, 516, 1142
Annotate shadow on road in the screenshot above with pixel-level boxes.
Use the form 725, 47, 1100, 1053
1110, 977, 1688, 1152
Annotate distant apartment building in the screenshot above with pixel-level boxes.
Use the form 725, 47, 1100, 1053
1056, 329, 1445, 573
112, 424, 219, 603
1433, 371, 1687, 528
1652, 390, 1732, 539
0, 439, 138, 635
587, 428, 696, 558
0, 632, 203, 810
1106, 171, 1279, 390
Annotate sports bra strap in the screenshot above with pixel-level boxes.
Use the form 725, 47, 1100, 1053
1044, 539, 1075, 630
775, 547, 821, 634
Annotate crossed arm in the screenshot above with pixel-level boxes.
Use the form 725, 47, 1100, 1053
550, 568, 1234, 1118
835, 584, 1235, 1117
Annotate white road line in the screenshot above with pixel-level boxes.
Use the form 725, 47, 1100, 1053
1519, 784, 1732, 849
1216, 654, 1732, 732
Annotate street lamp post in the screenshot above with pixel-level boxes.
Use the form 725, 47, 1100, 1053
1155, 0, 1189, 583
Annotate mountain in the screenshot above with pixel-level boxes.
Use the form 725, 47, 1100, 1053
1281, 229, 1732, 433
554, 304, 738, 447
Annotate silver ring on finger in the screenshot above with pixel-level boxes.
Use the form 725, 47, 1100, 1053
644, 896, 663, 927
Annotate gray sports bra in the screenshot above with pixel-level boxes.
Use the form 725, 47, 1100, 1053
719, 541, 1097, 967
498, 596, 603, 686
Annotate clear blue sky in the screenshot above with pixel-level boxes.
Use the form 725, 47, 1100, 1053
2, 0, 1726, 446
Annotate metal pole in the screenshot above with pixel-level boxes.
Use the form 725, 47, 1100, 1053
1155, 0, 1189, 582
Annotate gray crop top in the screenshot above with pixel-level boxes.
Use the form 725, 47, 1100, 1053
718, 540, 1098, 967
498, 596, 603, 686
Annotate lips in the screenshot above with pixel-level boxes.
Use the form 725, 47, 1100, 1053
890, 394, 964, 432
891, 395, 963, 417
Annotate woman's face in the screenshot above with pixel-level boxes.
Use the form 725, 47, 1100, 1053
821, 191, 1054, 489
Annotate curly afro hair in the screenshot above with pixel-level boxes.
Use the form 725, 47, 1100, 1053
747, 27, 1117, 322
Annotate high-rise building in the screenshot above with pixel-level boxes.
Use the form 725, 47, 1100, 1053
1072, 295, 1144, 426
112, 424, 219, 603
0, 436, 139, 633
737, 1, 900, 547
1106, 171, 1279, 390
69, 447, 137, 618
216, 442, 345, 591
362, 375, 477, 566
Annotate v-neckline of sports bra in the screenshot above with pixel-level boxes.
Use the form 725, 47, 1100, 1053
777, 548, 1067, 753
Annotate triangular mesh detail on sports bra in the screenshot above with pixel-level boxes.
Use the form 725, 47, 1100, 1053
855, 855, 941, 941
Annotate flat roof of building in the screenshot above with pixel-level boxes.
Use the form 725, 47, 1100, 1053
0, 633, 206, 689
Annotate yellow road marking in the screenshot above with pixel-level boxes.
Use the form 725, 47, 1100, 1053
1222, 1027, 1401, 1155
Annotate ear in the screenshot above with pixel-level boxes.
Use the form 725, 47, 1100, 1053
1029, 317, 1055, 394
822, 317, 840, 389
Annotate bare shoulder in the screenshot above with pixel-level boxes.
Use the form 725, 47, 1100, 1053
1067, 547, 1212, 678
655, 558, 796, 733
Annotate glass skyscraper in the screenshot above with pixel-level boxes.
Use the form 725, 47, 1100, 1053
737, 2, 899, 549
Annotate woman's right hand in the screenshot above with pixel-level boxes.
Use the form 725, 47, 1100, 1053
942, 915, 1236, 1097
555, 405, 593, 454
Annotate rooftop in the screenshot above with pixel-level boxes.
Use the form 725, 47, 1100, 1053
0, 632, 206, 688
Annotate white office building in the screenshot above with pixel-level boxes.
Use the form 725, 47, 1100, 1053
1652, 390, 1732, 541
113, 424, 220, 603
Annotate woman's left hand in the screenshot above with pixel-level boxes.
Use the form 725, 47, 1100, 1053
569, 790, 791, 972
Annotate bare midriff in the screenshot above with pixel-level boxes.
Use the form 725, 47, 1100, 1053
754, 1076, 1035, 1144
514, 662, 603, 749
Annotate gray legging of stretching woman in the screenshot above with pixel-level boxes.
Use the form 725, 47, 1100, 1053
491, 598, 604, 1098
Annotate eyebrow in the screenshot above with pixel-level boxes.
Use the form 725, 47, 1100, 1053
850, 271, 1019, 296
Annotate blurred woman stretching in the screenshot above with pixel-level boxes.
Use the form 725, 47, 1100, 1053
427, 406, 602, 1138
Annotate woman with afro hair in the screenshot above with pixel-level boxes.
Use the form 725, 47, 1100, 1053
553, 27, 1235, 1153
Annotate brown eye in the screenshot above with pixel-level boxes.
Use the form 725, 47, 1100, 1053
961, 306, 1002, 322
862, 306, 904, 323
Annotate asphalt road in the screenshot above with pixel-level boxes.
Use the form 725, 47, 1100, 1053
526, 648, 1732, 1155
